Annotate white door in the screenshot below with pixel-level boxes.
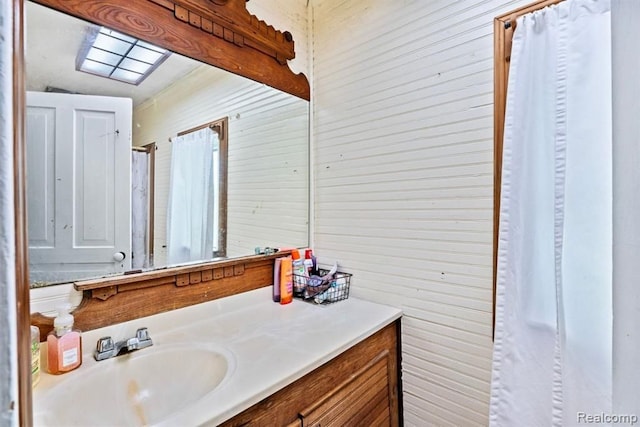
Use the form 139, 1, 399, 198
27, 91, 132, 284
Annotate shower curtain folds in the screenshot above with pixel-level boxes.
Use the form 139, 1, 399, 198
490, 1, 612, 426
166, 127, 218, 265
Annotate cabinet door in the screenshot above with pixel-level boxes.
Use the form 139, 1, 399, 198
285, 419, 302, 427
299, 350, 392, 427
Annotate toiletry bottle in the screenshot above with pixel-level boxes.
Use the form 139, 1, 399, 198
304, 249, 314, 275
47, 304, 82, 374
30, 325, 41, 388
273, 257, 282, 302
291, 250, 306, 297
280, 256, 293, 305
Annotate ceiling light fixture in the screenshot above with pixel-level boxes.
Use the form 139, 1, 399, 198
77, 27, 171, 85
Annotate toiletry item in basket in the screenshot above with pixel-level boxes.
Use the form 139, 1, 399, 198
303, 249, 314, 275
304, 262, 339, 299
314, 275, 349, 303
47, 304, 82, 374
280, 256, 293, 305
30, 325, 41, 388
291, 250, 307, 297
273, 257, 282, 302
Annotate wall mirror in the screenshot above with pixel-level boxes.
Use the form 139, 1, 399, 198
25, 1, 310, 288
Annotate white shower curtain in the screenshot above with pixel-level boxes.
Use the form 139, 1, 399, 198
167, 128, 218, 265
491, 1, 612, 426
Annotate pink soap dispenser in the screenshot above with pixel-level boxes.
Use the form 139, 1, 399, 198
46, 304, 82, 374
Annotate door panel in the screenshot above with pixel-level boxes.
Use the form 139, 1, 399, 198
26, 106, 56, 248
27, 91, 132, 284
75, 109, 117, 246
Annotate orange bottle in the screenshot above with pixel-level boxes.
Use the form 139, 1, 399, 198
46, 305, 82, 374
279, 256, 293, 305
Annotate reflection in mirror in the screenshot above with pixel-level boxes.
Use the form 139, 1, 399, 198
26, 1, 309, 287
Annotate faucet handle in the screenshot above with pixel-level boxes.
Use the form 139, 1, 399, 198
95, 336, 116, 361
96, 336, 114, 353
136, 327, 150, 341
134, 327, 153, 350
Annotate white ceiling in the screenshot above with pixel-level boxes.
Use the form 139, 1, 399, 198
25, 1, 214, 106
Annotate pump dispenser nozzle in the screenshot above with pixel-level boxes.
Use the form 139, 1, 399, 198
53, 303, 74, 337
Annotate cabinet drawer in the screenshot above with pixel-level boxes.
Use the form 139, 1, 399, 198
300, 350, 391, 427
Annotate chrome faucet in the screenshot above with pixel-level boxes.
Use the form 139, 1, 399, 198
94, 327, 153, 361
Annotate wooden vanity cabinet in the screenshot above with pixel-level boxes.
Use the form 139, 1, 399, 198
299, 350, 392, 426
220, 320, 400, 427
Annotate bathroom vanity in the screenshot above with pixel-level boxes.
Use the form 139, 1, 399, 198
33, 287, 402, 426
222, 317, 400, 427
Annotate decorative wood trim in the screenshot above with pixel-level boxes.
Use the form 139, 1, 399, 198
12, 0, 33, 423
31, 252, 289, 341
31, 0, 310, 100
493, 0, 564, 337
74, 251, 281, 291
151, 0, 296, 65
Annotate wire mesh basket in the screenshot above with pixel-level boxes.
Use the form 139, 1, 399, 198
293, 269, 352, 304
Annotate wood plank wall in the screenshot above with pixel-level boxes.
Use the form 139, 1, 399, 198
311, 0, 530, 425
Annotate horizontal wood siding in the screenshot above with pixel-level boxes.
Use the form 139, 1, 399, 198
311, 0, 530, 425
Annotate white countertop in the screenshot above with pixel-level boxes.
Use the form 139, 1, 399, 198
33, 287, 402, 426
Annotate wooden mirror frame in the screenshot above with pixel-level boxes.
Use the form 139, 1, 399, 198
31, 0, 310, 101
12, 0, 309, 424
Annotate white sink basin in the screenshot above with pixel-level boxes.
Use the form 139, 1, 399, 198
34, 343, 234, 426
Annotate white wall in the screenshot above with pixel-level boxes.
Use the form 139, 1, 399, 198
612, 0, 640, 414
133, 66, 309, 264
311, 1, 530, 425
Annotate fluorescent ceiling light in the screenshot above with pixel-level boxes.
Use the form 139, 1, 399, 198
77, 27, 170, 85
